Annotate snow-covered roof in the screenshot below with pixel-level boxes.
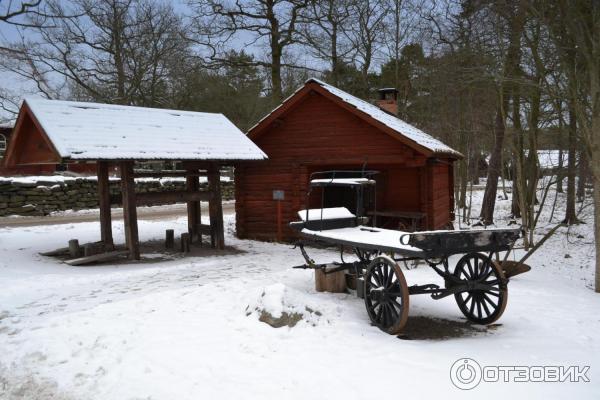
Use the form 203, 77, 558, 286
309, 79, 461, 157
23, 98, 267, 161
0, 122, 14, 129
249, 79, 460, 157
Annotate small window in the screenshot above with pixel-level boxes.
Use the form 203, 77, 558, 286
0, 134, 6, 158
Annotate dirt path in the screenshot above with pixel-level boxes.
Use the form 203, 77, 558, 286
0, 202, 236, 227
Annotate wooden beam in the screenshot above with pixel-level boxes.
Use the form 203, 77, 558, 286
186, 167, 201, 242
109, 190, 213, 206
197, 223, 212, 235
207, 163, 225, 249
132, 171, 207, 178
65, 250, 130, 266
134, 190, 212, 206
178, 161, 213, 169
120, 161, 140, 260
97, 161, 113, 247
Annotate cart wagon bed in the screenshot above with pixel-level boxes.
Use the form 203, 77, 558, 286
290, 172, 525, 335
291, 207, 520, 259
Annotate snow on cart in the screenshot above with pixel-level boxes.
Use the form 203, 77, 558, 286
290, 171, 525, 335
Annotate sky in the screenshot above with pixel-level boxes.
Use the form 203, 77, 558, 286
0, 0, 317, 123
0, 0, 405, 123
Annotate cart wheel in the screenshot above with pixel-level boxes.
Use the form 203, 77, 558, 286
453, 253, 508, 325
364, 256, 410, 335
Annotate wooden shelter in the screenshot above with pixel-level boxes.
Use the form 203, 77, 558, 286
236, 79, 462, 242
4, 98, 266, 260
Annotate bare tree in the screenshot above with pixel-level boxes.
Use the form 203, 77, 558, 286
299, 0, 354, 86
346, 0, 389, 95
0, 0, 55, 27
535, 0, 600, 292
7, 0, 187, 106
479, 0, 527, 225
382, 0, 420, 91
188, 0, 309, 101
0, 0, 70, 120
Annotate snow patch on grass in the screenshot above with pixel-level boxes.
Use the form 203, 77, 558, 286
246, 283, 325, 328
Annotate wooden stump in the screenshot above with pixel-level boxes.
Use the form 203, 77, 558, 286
180, 233, 190, 253
165, 229, 175, 249
68, 239, 80, 258
315, 266, 347, 293
83, 243, 96, 257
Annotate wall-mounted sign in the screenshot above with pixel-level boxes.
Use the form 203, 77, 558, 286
273, 190, 284, 201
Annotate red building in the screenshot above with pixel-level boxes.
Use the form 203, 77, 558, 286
0, 121, 96, 176
235, 79, 462, 242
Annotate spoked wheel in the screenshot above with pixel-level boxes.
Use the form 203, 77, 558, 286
453, 253, 508, 325
364, 256, 409, 334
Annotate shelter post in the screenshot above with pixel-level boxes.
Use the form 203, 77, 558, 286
207, 163, 225, 249
97, 161, 113, 248
120, 161, 140, 260
185, 164, 201, 242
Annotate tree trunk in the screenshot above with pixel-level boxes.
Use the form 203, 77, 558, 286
564, 101, 578, 224
557, 147, 564, 193
511, 90, 523, 218
331, 22, 339, 86
480, 107, 505, 224
594, 170, 600, 293
271, 44, 283, 100
480, 2, 524, 224
269, 5, 283, 102
111, 3, 126, 105
511, 163, 521, 217
361, 45, 372, 97
577, 150, 587, 202
458, 159, 468, 209
556, 101, 565, 192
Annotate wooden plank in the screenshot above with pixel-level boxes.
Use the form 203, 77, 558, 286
40, 241, 118, 256
65, 250, 130, 266
132, 171, 207, 178
197, 224, 212, 235
186, 167, 201, 242
235, 165, 246, 238
120, 161, 140, 260
97, 161, 113, 246
40, 247, 70, 256
207, 163, 225, 249
134, 190, 212, 206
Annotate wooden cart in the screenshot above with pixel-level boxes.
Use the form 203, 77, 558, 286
290, 171, 523, 335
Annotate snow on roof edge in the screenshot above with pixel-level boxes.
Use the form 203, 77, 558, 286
21, 98, 267, 161
248, 78, 462, 158
308, 78, 462, 157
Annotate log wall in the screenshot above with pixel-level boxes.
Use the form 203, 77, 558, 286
236, 92, 455, 241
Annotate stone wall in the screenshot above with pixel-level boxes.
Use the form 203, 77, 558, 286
0, 177, 234, 217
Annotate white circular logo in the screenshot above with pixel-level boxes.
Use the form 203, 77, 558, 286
450, 358, 482, 390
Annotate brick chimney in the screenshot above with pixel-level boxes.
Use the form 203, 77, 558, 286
375, 88, 399, 115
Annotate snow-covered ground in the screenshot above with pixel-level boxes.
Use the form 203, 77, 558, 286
0, 185, 598, 399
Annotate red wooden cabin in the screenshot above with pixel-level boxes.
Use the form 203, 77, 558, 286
236, 79, 462, 242
0, 122, 96, 176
